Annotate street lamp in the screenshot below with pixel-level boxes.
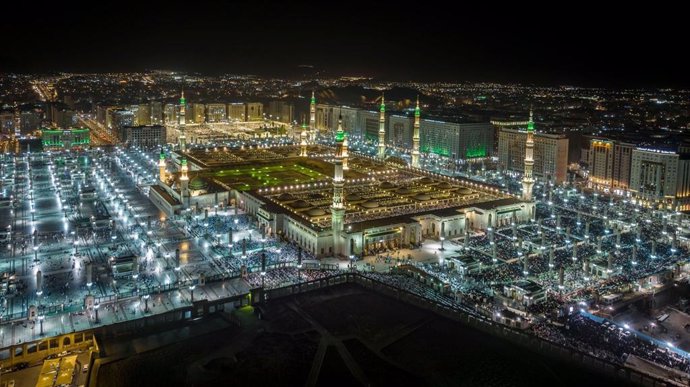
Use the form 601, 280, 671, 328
38, 315, 45, 336
189, 285, 196, 303
440, 236, 445, 251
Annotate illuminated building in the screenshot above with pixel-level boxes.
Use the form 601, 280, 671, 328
119, 125, 167, 147
150, 101, 163, 125
190, 103, 206, 123
41, 128, 90, 150
246, 102, 263, 121
587, 138, 634, 193
164, 103, 177, 125
206, 103, 227, 122
227, 103, 246, 121
420, 120, 494, 160
497, 128, 568, 183
266, 101, 294, 124
629, 148, 679, 207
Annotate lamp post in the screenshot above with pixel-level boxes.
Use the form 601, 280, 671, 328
440, 236, 445, 251
189, 285, 196, 303
94, 303, 100, 323
143, 294, 150, 313
38, 315, 44, 336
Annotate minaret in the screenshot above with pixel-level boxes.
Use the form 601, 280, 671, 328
521, 108, 535, 201
300, 120, 308, 157
158, 149, 166, 182
331, 115, 346, 257
342, 132, 349, 170
377, 93, 386, 160
309, 90, 316, 141
411, 96, 421, 168
178, 90, 187, 152
180, 156, 189, 208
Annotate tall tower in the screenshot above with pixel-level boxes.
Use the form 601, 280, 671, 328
522, 108, 535, 201
411, 96, 421, 168
300, 120, 308, 157
342, 132, 349, 170
377, 93, 386, 160
158, 149, 166, 182
309, 90, 316, 141
331, 115, 346, 257
178, 90, 187, 152
180, 156, 189, 208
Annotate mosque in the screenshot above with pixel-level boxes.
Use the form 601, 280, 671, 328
149, 91, 536, 258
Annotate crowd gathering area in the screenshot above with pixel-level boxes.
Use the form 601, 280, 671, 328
1, 143, 690, 385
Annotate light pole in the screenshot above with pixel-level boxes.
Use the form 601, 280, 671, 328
440, 236, 445, 251
189, 285, 196, 303
38, 315, 44, 336
143, 294, 150, 313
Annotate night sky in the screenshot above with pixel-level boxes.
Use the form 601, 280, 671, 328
1, 1, 687, 87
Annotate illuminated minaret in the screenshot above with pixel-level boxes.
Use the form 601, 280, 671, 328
411, 96, 421, 168
300, 120, 308, 157
158, 149, 166, 182
178, 90, 187, 152
180, 156, 189, 207
331, 115, 346, 257
309, 91, 316, 141
377, 93, 386, 160
342, 132, 349, 170
522, 108, 535, 201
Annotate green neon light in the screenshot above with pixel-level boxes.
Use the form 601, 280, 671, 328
466, 147, 487, 158
181, 158, 187, 166
336, 130, 345, 142
415, 106, 420, 118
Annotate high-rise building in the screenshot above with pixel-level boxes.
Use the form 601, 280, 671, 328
497, 128, 569, 183
206, 103, 227, 122
134, 104, 152, 126
421, 120, 494, 160
388, 115, 413, 149
20, 110, 42, 134
245, 103, 263, 121
266, 101, 294, 123
50, 104, 75, 129
0, 110, 15, 134
108, 109, 135, 138
119, 125, 167, 148
227, 103, 246, 121
190, 103, 205, 124
164, 103, 177, 125
150, 102, 163, 125
587, 139, 634, 193
629, 148, 679, 207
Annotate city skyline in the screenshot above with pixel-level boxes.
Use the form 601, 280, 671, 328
1, 2, 688, 88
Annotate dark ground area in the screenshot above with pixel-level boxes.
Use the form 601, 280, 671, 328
96, 284, 631, 387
